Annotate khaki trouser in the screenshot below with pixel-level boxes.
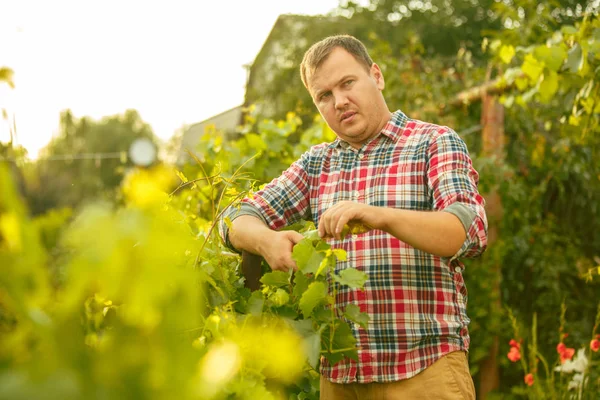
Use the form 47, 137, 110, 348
320, 351, 476, 400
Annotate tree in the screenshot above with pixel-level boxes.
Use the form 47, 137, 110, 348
29, 109, 159, 214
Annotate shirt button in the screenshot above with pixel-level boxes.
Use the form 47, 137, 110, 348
454, 266, 461, 273
353, 190, 360, 198
352, 234, 358, 239
358, 154, 365, 159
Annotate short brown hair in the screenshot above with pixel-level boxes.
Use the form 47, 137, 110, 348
300, 35, 373, 88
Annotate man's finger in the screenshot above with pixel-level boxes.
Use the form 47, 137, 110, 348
289, 231, 304, 244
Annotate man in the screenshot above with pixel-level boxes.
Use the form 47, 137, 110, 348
220, 35, 487, 399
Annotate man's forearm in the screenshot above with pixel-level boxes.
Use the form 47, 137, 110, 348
370, 207, 466, 258
229, 215, 274, 256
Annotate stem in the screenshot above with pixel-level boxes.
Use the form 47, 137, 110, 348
186, 149, 217, 218
169, 174, 221, 196
322, 347, 356, 354
214, 153, 261, 221
534, 351, 553, 399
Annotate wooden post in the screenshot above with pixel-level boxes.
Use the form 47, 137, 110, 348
478, 94, 505, 399
242, 251, 263, 291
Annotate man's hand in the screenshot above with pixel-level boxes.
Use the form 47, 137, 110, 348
261, 230, 305, 272
318, 201, 377, 240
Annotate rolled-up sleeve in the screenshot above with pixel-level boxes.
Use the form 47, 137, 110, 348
427, 128, 488, 259
218, 150, 313, 250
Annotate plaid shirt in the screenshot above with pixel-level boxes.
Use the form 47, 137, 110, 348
222, 110, 487, 383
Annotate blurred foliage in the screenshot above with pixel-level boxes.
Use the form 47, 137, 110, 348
28, 109, 160, 215
2, 1, 600, 398
0, 113, 367, 399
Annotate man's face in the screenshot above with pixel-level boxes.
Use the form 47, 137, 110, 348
308, 47, 390, 148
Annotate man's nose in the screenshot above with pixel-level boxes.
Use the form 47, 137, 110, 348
334, 92, 349, 109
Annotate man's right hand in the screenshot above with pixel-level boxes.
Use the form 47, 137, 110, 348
229, 216, 304, 272
260, 230, 304, 272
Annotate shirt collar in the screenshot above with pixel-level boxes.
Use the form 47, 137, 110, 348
327, 110, 409, 150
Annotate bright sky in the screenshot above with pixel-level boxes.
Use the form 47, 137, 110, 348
0, 0, 344, 159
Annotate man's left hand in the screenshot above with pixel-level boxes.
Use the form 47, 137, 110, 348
318, 201, 378, 240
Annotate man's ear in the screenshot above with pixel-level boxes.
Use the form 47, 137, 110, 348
370, 63, 385, 90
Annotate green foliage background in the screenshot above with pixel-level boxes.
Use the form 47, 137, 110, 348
2, 1, 600, 399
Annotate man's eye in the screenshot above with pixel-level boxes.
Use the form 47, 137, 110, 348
344, 80, 354, 86
320, 92, 331, 100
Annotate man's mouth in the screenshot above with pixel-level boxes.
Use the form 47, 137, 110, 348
340, 111, 356, 122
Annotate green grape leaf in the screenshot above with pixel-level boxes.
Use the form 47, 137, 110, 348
322, 320, 358, 366
247, 291, 265, 316
315, 256, 332, 278
499, 45, 515, 64
344, 304, 370, 329
292, 270, 309, 299
521, 54, 544, 82
293, 238, 326, 274
299, 281, 327, 317
269, 288, 290, 307
539, 71, 559, 103
245, 133, 267, 151
566, 43, 583, 73
260, 270, 290, 288
533, 45, 567, 72
302, 229, 321, 241
307, 323, 327, 370
333, 268, 368, 289
332, 248, 347, 261
313, 305, 334, 324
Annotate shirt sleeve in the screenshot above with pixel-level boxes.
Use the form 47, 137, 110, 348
218, 150, 313, 250
426, 127, 488, 260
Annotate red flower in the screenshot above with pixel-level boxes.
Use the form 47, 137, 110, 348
556, 342, 575, 363
509, 339, 521, 350
591, 338, 600, 352
508, 346, 521, 362
524, 373, 534, 386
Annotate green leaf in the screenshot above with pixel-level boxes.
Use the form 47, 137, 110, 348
292, 270, 309, 299
269, 288, 290, 307
305, 331, 322, 369
313, 305, 334, 323
292, 238, 326, 274
566, 44, 583, 73
260, 270, 290, 288
561, 25, 578, 35
315, 240, 331, 252
302, 229, 321, 241
247, 291, 265, 315
244, 133, 267, 151
539, 71, 559, 103
333, 268, 368, 289
515, 76, 529, 91
521, 54, 544, 82
499, 45, 515, 64
344, 304, 370, 329
299, 281, 327, 317
315, 256, 332, 278
533, 45, 567, 72
332, 248, 347, 261
287, 318, 313, 336
298, 323, 326, 370
322, 320, 358, 366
